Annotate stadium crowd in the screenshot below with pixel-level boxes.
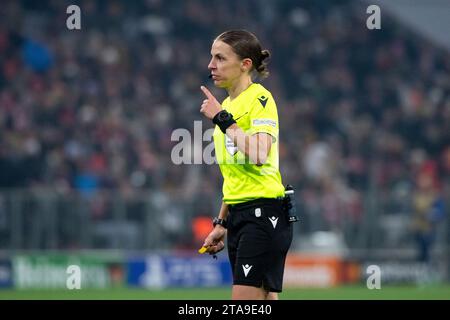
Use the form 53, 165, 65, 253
0, 0, 449, 251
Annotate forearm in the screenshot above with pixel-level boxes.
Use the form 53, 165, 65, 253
225, 124, 269, 165
218, 202, 229, 220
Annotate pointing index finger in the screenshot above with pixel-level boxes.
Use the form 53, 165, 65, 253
200, 85, 214, 100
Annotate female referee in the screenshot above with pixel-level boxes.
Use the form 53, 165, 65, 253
199, 30, 293, 300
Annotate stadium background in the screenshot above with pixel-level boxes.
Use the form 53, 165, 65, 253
0, 0, 449, 299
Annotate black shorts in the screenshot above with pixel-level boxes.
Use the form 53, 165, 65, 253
227, 198, 293, 293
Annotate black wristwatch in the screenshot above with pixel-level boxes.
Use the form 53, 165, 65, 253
213, 217, 227, 229
212, 110, 236, 133
216, 110, 232, 122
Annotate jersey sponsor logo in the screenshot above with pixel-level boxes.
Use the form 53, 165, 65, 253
257, 96, 268, 107
242, 264, 253, 277
225, 135, 238, 155
269, 216, 278, 228
252, 119, 277, 127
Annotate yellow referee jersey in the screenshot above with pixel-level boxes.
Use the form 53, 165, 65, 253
213, 83, 285, 204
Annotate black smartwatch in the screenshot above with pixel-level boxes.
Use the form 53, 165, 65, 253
213, 217, 227, 229
212, 110, 236, 133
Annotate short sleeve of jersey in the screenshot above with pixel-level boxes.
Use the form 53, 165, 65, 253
247, 93, 278, 142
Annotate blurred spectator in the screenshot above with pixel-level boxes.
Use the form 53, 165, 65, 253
0, 0, 449, 250
22, 38, 54, 73
411, 161, 445, 262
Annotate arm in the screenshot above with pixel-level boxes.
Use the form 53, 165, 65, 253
226, 125, 272, 166
199, 86, 272, 165
202, 202, 228, 254
218, 201, 229, 220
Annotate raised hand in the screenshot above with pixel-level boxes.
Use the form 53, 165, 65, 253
200, 85, 222, 120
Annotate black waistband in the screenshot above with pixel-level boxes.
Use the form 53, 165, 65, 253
228, 198, 282, 212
